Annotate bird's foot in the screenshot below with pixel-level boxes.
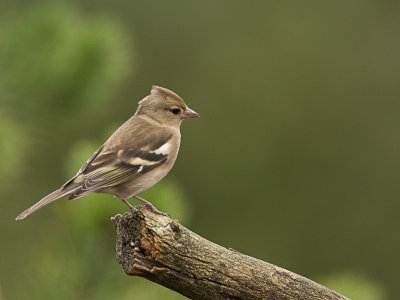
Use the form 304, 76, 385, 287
134, 195, 170, 217
121, 199, 140, 213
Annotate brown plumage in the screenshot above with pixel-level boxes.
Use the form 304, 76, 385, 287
16, 86, 199, 220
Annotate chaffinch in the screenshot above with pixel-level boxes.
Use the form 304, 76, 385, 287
16, 86, 199, 220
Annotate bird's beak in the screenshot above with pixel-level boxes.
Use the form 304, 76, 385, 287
182, 107, 200, 119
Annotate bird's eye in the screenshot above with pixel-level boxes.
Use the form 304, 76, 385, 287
171, 108, 181, 115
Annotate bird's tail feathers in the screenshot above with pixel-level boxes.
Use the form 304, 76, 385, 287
15, 186, 78, 220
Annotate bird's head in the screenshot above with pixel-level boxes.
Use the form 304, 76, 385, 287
136, 86, 199, 126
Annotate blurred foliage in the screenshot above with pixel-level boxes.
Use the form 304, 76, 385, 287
320, 271, 386, 300
1, 0, 400, 299
0, 4, 131, 118
0, 113, 26, 183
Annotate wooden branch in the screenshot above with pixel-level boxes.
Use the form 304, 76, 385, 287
111, 209, 349, 300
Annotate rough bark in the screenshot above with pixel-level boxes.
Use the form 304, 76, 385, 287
111, 208, 349, 300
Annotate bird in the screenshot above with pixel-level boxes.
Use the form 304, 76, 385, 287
16, 85, 199, 220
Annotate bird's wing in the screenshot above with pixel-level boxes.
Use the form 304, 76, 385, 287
66, 147, 168, 200
62, 144, 106, 188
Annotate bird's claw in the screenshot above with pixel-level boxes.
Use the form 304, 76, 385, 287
134, 195, 170, 217
129, 204, 145, 213
140, 203, 170, 217
152, 209, 170, 218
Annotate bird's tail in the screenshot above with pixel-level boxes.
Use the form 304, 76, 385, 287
15, 187, 77, 220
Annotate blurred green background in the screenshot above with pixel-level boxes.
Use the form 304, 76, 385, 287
1, 1, 399, 299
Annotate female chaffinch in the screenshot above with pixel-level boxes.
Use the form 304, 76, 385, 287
16, 86, 199, 220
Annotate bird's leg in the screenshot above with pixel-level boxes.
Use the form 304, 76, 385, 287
121, 198, 140, 213
134, 195, 170, 217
